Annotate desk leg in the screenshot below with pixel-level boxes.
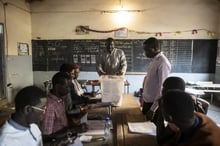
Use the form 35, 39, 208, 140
92, 85, 95, 92
107, 105, 112, 116
211, 93, 213, 103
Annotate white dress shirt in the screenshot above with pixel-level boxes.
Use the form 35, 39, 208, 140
0, 119, 42, 146
143, 52, 171, 105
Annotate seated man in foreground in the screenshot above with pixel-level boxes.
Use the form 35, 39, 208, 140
157, 90, 220, 146
0, 86, 46, 146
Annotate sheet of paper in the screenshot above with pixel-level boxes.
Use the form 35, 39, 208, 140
128, 121, 156, 136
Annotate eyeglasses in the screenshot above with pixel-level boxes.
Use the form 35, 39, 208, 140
31, 106, 46, 113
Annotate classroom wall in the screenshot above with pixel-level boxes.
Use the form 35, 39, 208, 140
30, 0, 219, 93
30, 0, 220, 39
0, 0, 33, 100
0, 0, 220, 98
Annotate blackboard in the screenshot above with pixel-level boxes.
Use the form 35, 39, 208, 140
32, 39, 218, 73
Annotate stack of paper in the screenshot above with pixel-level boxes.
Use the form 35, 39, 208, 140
128, 121, 156, 136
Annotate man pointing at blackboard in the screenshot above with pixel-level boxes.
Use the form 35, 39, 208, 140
96, 37, 127, 76
142, 37, 171, 123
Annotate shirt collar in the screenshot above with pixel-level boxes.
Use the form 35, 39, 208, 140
154, 52, 162, 59
8, 117, 28, 131
48, 92, 63, 103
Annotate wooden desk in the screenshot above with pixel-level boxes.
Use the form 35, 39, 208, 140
86, 94, 158, 146
86, 80, 130, 94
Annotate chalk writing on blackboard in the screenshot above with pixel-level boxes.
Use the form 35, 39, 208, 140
32, 39, 217, 73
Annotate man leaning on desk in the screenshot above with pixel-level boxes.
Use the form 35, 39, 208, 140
96, 37, 127, 76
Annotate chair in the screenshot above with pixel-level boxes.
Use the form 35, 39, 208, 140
195, 97, 210, 115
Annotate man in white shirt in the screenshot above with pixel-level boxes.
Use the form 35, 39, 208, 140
72, 64, 84, 96
0, 86, 46, 146
142, 37, 171, 122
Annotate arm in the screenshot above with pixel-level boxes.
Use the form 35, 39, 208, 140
156, 106, 174, 145
118, 50, 127, 75
154, 62, 171, 103
96, 53, 106, 75
149, 62, 171, 119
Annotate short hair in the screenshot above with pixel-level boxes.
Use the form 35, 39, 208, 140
52, 72, 71, 87
59, 63, 73, 73
106, 37, 114, 43
15, 86, 46, 112
162, 76, 185, 95
162, 90, 194, 125
143, 37, 159, 50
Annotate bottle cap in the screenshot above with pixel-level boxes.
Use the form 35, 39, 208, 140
105, 117, 110, 122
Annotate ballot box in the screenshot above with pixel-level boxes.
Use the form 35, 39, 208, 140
99, 75, 124, 106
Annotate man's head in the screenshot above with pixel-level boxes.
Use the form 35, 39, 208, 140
52, 72, 71, 97
59, 63, 74, 79
72, 63, 80, 79
162, 76, 185, 95
161, 90, 195, 130
14, 86, 46, 125
143, 37, 160, 58
106, 37, 115, 53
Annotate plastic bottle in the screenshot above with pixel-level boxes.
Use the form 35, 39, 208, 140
104, 117, 110, 140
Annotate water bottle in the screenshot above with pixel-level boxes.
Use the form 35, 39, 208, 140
104, 117, 110, 140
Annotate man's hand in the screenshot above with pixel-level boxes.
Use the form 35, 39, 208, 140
146, 110, 155, 121
99, 70, 106, 75
116, 70, 123, 75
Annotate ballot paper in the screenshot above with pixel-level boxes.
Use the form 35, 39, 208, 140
128, 121, 156, 136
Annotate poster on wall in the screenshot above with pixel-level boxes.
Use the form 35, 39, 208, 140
17, 43, 29, 56
75, 25, 89, 35
114, 28, 128, 38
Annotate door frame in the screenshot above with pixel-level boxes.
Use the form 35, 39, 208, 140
0, 23, 6, 98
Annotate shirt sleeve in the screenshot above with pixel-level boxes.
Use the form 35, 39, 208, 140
120, 50, 127, 74
96, 53, 104, 75
42, 102, 55, 135
156, 62, 171, 100
150, 59, 171, 112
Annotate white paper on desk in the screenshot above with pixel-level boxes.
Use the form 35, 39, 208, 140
68, 137, 83, 146
79, 120, 113, 136
89, 93, 102, 100
128, 121, 156, 136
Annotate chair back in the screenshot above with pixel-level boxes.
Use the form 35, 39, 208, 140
195, 97, 209, 114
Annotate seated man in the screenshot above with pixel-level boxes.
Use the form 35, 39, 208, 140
71, 64, 100, 104
41, 72, 83, 146
162, 76, 209, 114
157, 90, 220, 146
0, 86, 46, 146
148, 76, 209, 123
60, 63, 90, 108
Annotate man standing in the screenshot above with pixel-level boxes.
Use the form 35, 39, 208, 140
96, 37, 127, 75
142, 37, 171, 121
